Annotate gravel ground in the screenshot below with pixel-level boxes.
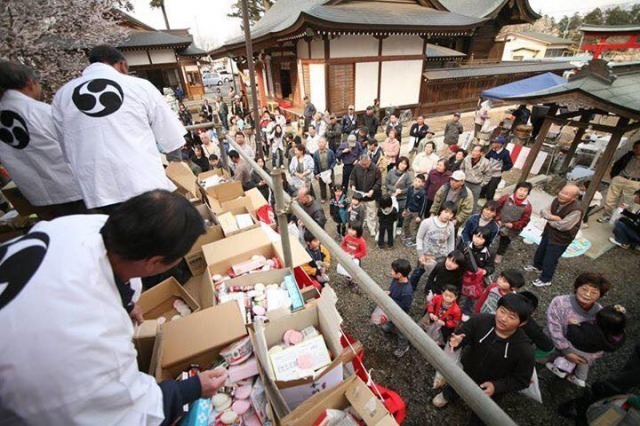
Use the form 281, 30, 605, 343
312, 188, 640, 426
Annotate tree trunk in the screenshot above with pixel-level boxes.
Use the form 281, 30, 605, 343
161, 4, 170, 29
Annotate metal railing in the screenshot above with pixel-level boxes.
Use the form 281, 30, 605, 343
184, 122, 517, 425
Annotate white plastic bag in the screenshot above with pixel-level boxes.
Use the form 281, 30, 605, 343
337, 258, 359, 278
609, 207, 624, 225
519, 368, 543, 403
432, 343, 462, 389
480, 119, 492, 133
370, 306, 388, 325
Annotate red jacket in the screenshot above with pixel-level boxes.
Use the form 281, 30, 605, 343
341, 235, 367, 260
427, 295, 462, 329
495, 194, 532, 231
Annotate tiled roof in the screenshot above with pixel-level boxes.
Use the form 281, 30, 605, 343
425, 43, 466, 58
119, 31, 191, 49
423, 61, 573, 80
580, 24, 640, 33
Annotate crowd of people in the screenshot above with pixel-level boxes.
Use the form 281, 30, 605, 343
0, 41, 638, 425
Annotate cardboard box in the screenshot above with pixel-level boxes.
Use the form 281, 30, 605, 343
155, 301, 247, 380
216, 207, 258, 237
198, 168, 231, 183
137, 277, 200, 322
183, 204, 225, 276
166, 162, 199, 201
134, 320, 159, 374
204, 181, 268, 215
281, 375, 398, 426
1, 182, 42, 216
200, 227, 311, 308
252, 286, 353, 413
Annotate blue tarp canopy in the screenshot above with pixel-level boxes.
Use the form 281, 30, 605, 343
481, 72, 567, 101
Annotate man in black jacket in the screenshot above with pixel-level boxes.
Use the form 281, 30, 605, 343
361, 106, 379, 138
297, 186, 327, 229
599, 140, 640, 222
433, 293, 535, 425
409, 116, 430, 156
324, 114, 342, 155
350, 153, 382, 237
341, 105, 358, 138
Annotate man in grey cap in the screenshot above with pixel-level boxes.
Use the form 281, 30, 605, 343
430, 170, 474, 228
444, 112, 464, 146
337, 134, 363, 189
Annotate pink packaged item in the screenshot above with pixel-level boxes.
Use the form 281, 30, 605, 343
232, 259, 266, 276
229, 356, 259, 383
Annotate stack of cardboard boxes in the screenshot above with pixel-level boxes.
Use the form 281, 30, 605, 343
131, 164, 401, 425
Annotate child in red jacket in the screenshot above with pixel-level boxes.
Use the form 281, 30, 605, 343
340, 224, 367, 290
422, 284, 462, 344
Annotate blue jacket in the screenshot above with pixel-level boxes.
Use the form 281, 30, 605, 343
389, 279, 413, 313
460, 214, 499, 246
485, 148, 513, 173
406, 186, 427, 216
313, 149, 336, 175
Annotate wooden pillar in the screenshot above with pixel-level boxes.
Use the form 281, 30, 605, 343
518, 105, 558, 183
324, 35, 330, 112
559, 111, 591, 174
581, 117, 629, 210
376, 36, 384, 102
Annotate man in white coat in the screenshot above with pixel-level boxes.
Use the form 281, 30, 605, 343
0, 61, 85, 218
52, 45, 185, 212
0, 190, 226, 425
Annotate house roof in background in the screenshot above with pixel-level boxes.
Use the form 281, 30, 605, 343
511, 31, 574, 45
579, 24, 640, 34
119, 31, 191, 49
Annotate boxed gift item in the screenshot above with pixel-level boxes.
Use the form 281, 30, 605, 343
200, 227, 311, 308
216, 207, 258, 237
154, 301, 247, 380
281, 375, 399, 426
252, 286, 362, 415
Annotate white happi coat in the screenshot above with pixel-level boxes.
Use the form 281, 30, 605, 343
0, 90, 82, 206
0, 215, 163, 425
52, 63, 186, 209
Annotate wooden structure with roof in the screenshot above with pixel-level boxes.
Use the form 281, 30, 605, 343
501, 31, 575, 61
580, 24, 640, 60
209, 0, 572, 116
505, 59, 640, 209
115, 10, 208, 99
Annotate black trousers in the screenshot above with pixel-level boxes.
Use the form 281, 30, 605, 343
378, 222, 394, 247
496, 235, 511, 256
342, 163, 355, 190
442, 385, 503, 426
481, 176, 502, 202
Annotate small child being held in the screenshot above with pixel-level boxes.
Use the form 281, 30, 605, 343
381, 259, 414, 358
377, 194, 399, 249
329, 184, 349, 238
421, 284, 462, 345
340, 224, 367, 290
475, 269, 525, 314
548, 305, 626, 387
301, 230, 331, 286
459, 228, 495, 316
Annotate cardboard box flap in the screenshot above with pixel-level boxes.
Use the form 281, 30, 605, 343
273, 237, 312, 268
161, 302, 247, 370
245, 187, 268, 210
202, 227, 272, 267
166, 162, 198, 197
207, 181, 244, 203
346, 376, 398, 426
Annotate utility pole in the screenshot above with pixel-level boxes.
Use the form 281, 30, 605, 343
241, 0, 264, 158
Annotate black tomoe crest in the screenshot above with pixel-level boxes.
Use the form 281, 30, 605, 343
0, 232, 49, 310
0, 110, 30, 149
72, 78, 124, 117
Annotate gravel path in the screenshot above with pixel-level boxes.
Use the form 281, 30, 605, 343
317, 202, 640, 425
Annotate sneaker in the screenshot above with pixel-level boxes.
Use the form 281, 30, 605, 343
406, 241, 417, 248
494, 254, 503, 264
546, 362, 567, 379
432, 392, 449, 408
524, 265, 542, 273
532, 279, 551, 287
597, 215, 610, 223
567, 375, 586, 388
581, 222, 589, 229
609, 237, 630, 249
393, 346, 409, 358
377, 244, 385, 250
396, 228, 402, 236
461, 314, 470, 322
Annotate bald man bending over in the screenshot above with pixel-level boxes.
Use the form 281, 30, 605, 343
524, 184, 582, 287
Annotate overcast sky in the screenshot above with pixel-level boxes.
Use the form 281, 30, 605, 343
128, 0, 638, 48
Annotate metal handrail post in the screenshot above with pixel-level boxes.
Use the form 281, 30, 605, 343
271, 168, 293, 268
225, 135, 517, 426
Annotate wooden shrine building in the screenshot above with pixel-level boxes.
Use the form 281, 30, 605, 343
209, 0, 573, 116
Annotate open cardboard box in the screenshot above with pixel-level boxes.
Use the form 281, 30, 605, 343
198, 168, 231, 184
203, 181, 268, 215
154, 301, 247, 380
134, 277, 201, 373
200, 227, 311, 308
184, 205, 225, 276
252, 286, 361, 414
281, 375, 398, 426
216, 206, 259, 237
166, 161, 199, 201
